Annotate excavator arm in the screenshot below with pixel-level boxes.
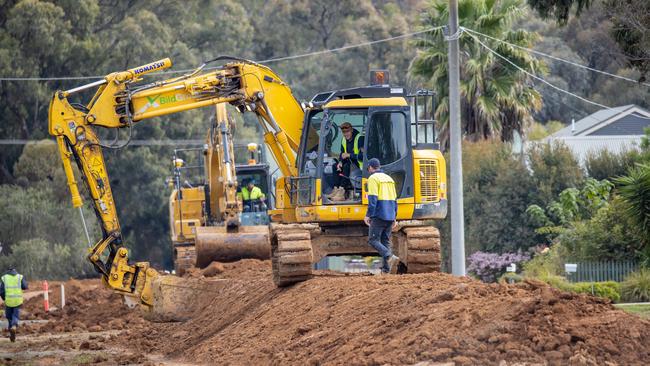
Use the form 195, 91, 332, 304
48, 57, 305, 309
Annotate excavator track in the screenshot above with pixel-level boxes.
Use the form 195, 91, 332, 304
174, 245, 196, 276
271, 229, 313, 287
400, 226, 441, 273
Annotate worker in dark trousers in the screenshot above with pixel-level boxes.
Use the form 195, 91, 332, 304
1, 267, 28, 342
363, 158, 400, 274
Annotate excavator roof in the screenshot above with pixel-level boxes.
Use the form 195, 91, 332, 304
310, 85, 406, 107
324, 97, 408, 108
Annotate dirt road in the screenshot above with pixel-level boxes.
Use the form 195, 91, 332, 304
3, 260, 649, 365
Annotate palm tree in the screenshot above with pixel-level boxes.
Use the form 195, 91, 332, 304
615, 164, 650, 264
410, 0, 545, 147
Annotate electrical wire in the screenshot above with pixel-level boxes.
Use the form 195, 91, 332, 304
0, 27, 443, 81
466, 32, 650, 122
462, 27, 650, 88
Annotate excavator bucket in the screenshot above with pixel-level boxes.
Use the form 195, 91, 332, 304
194, 226, 271, 267
143, 275, 230, 322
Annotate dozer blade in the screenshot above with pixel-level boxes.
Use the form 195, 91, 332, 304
194, 226, 270, 268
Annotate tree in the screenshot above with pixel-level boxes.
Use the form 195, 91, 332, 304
526, 0, 593, 24
615, 164, 650, 264
411, 0, 544, 146
527, 0, 650, 81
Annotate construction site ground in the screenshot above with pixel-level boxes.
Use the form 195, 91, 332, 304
2, 259, 649, 365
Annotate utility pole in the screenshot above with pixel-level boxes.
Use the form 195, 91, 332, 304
447, 0, 466, 276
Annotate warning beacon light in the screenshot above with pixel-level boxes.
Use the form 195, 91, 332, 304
370, 70, 389, 86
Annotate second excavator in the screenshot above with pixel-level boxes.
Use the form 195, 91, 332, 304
169, 104, 271, 275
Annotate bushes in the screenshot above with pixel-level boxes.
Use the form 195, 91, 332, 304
535, 274, 621, 302
585, 149, 641, 181
522, 245, 568, 277
572, 282, 621, 302
0, 238, 93, 280
621, 269, 650, 302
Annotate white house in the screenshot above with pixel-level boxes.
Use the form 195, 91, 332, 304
543, 105, 650, 164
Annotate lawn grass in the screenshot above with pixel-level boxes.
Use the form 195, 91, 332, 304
615, 303, 650, 319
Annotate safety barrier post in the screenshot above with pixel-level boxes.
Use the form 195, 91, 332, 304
60, 284, 65, 309
43, 280, 49, 312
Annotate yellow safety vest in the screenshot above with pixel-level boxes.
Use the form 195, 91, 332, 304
239, 186, 265, 201
341, 133, 363, 169
2, 274, 23, 307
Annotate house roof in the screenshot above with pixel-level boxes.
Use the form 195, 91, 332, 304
552, 104, 650, 137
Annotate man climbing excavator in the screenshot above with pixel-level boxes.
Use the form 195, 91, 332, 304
168, 104, 271, 275
48, 57, 447, 315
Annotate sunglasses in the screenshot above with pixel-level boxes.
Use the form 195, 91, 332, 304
341, 126, 351, 130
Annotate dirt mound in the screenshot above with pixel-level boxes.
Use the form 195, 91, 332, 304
18, 261, 650, 365
21, 279, 145, 335
121, 266, 650, 365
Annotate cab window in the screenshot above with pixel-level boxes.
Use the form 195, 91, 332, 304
366, 112, 408, 165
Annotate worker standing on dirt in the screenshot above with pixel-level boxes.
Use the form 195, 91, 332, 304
239, 179, 266, 212
363, 158, 400, 274
1, 267, 28, 342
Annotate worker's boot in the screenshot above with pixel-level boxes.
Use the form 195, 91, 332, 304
388, 255, 401, 274
330, 187, 346, 201
324, 186, 340, 198
9, 326, 16, 343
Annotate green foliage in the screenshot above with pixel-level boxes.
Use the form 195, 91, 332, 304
527, 0, 649, 81
527, 142, 583, 204
410, 0, 544, 146
585, 149, 642, 181
621, 269, 650, 302
572, 281, 621, 302
526, 173, 643, 262
527, 121, 565, 141
534, 273, 622, 302
523, 245, 568, 278
526, 0, 593, 24
614, 164, 650, 264
437, 140, 540, 259
556, 199, 643, 262
0, 238, 93, 280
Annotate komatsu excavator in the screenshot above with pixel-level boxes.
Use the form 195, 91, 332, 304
168, 104, 271, 275
48, 56, 447, 316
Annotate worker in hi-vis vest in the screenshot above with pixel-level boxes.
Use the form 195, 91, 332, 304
238, 178, 266, 212
363, 158, 401, 274
1, 266, 28, 342
336, 121, 364, 190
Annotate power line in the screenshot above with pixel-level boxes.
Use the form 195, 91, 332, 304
0, 27, 442, 82
466, 31, 650, 122
462, 27, 650, 88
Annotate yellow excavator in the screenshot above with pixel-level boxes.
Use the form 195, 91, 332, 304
168, 104, 271, 275
48, 56, 447, 316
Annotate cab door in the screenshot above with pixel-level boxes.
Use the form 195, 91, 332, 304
362, 107, 414, 201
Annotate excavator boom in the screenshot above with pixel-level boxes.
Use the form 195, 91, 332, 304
48, 57, 304, 313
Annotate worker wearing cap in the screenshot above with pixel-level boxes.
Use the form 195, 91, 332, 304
363, 158, 400, 274
1, 267, 28, 342
336, 121, 364, 191
238, 179, 266, 212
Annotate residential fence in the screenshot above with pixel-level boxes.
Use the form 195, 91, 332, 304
567, 261, 639, 283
